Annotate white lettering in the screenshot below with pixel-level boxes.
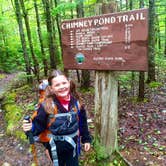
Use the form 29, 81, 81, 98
62, 10, 147, 29
140, 12, 146, 20
129, 14, 135, 21
117, 15, 123, 22
87, 19, 93, 26
123, 15, 128, 22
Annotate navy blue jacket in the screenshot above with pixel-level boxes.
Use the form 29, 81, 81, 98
32, 95, 91, 144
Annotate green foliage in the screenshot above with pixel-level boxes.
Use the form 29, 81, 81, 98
130, 96, 148, 103
79, 87, 95, 94
3, 92, 17, 104
15, 84, 31, 92
84, 0, 97, 5
14, 72, 34, 86
149, 81, 162, 89
80, 144, 130, 166
155, 54, 166, 81
118, 72, 132, 90
0, 74, 5, 79
0, 2, 24, 73
15, 130, 27, 141
94, 139, 109, 161
2, 92, 26, 140
52, 2, 77, 17
81, 138, 109, 165
80, 148, 96, 165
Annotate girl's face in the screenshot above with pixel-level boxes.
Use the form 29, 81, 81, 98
50, 75, 70, 99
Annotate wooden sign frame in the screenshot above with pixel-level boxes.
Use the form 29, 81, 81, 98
61, 8, 148, 71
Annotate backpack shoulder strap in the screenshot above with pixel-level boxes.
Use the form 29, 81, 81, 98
47, 102, 58, 127
76, 100, 81, 113
73, 100, 81, 114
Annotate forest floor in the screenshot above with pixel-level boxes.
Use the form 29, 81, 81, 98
0, 72, 165, 166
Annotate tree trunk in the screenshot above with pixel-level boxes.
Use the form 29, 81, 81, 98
76, 0, 91, 88
156, 16, 161, 50
138, 0, 145, 101
125, 0, 128, 10
14, 0, 32, 83
54, 0, 63, 65
139, 0, 145, 8
81, 70, 90, 88
50, 0, 57, 59
147, 0, 156, 83
131, 72, 135, 96
70, 0, 74, 18
129, 0, 133, 10
129, 0, 135, 97
138, 71, 145, 101
42, 0, 57, 69
120, 0, 122, 10
54, 0, 62, 41
165, 16, 166, 56
34, 0, 48, 76
94, 2, 118, 155
19, 0, 39, 80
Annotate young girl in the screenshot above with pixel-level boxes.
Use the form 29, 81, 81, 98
23, 70, 91, 166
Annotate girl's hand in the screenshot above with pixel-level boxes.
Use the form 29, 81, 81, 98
22, 119, 32, 132
84, 142, 91, 152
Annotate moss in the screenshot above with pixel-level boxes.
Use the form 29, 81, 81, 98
79, 87, 95, 94
3, 92, 17, 105
15, 84, 31, 92
4, 104, 23, 122
15, 130, 27, 141
6, 122, 15, 135
129, 96, 148, 104
0, 74, 5, 79
2, 91, 26, 141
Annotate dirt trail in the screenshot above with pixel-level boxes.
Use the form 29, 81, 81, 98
0, 73, 52, 166
0, 73, 16, 98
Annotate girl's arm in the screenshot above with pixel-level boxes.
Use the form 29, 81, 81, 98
78, 105, 92, 144
31, 104, 48, 136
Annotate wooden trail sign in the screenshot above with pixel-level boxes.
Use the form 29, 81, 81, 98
61, 8, 148, 71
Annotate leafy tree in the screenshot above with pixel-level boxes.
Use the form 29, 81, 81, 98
42, 0, 57, 69
19, 0, 39, 80
33, 0, 48, 76
13, 0, 32, 83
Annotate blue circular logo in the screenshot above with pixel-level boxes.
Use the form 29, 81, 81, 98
75, 53, 85, 64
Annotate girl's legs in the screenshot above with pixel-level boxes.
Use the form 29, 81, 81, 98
66, 153, 79, 166
57, 150, 78, 166
44, 141, 79, 166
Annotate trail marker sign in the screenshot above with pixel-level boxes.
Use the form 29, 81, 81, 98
61, 8, 148, 71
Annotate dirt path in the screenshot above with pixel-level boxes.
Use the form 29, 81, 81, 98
0, 73, 16, 98
0, 73, 52, 166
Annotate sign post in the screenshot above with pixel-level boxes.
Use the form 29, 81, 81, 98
61, 7, 148, 155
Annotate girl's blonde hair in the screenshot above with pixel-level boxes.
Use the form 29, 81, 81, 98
44, 70, 79, 114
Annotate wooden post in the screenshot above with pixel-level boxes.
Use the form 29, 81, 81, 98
95, 71, 118, 154
94, 2, 118, 155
